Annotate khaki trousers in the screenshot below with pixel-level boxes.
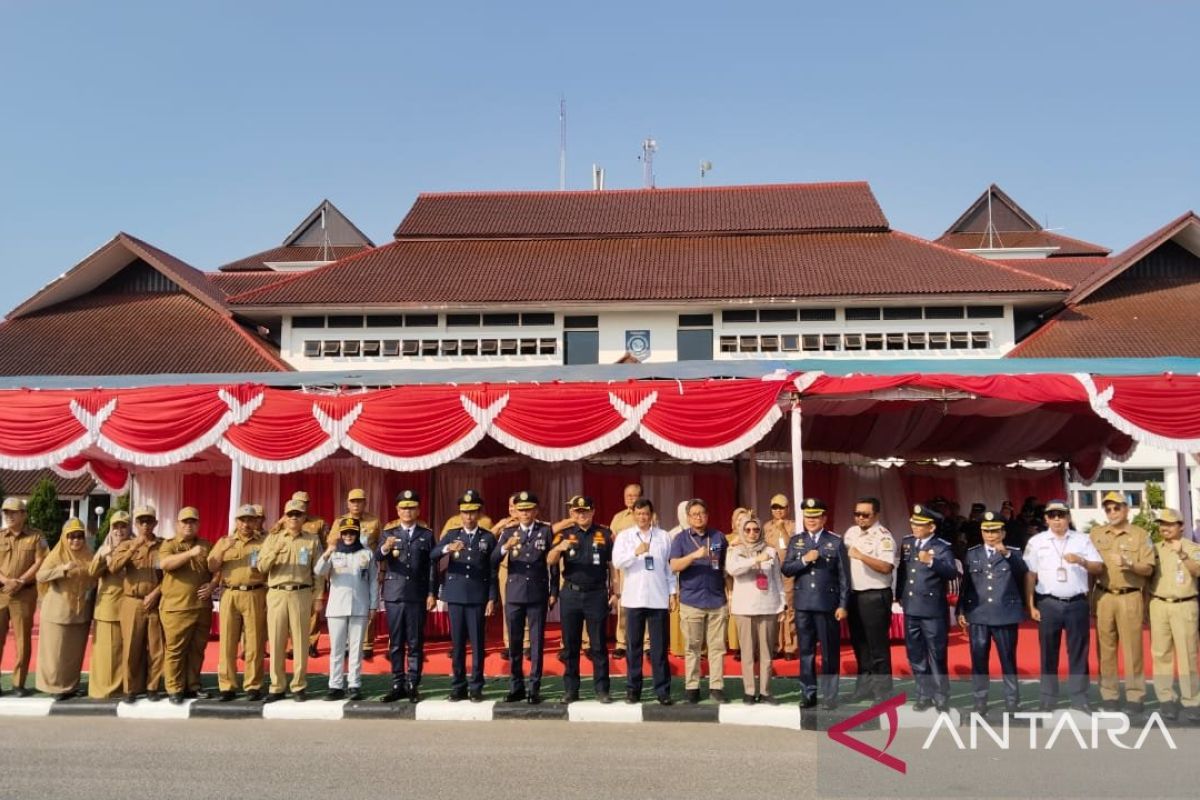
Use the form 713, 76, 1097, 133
0, 592, 36, 689
88, 620, 124, 699
268, 587, 313, 694
119, 597, 164, 696
734, 613, 777, 696
679, 603, 728, 690
1095, 590, 1146, 702
777, 579, 797, 655
1149, 597, 1199, 706
219, 588, 267, 692
161, 607, 208, 695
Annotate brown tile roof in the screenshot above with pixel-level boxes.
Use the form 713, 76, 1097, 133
393, 182, 890, 238
0, 469, 94, 498
0, 292, 289, 375
230, 230, 1065, 306
994, 257, 1111, 288
935, 230, 1110, 257
1009, 277, 1200, 358
207, 271, 290, 296
1068, 211, 1200, 304
218, 245, 372, 272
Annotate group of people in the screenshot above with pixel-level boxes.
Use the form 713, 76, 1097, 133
1, 485, 1197, 719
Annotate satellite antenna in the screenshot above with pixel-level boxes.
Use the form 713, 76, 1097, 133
699, 160, 713, 185
639, 137, 657, 188
559, 95, 567, 191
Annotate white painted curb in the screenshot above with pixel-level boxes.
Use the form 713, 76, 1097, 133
719, 704, 801, 730
416, 699, 495, 721
566, 701, 644, 724
117, 699, 194, 719
0, 697, 54, 717
262, 699, 346, 720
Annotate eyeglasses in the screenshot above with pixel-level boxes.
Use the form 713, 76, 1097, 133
285, 512, 304, 518
770, 505, 786, 510
743, 527, 761, 532
66, 534, 85, 541
1102, 504, 1123, 512
1045, 511, 1068, 519
853, 511, 873, 518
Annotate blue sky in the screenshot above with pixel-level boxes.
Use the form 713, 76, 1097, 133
2, 1, 1197, 305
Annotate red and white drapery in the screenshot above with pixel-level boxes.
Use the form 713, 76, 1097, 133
1, 372, 1198, 485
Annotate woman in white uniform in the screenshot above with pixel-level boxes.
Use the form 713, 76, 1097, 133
315, 516, 378, 701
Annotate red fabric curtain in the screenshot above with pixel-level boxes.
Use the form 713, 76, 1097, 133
692, 465, 737, 535
1006, 471, 1068, 509
582, 465, 641, 527
900, 471, 959, 511
381, 471, 433, 523
181, 473, 231, 542
481, 467, 531, 524
801, 462, 841, 526
279, 472, 338, 527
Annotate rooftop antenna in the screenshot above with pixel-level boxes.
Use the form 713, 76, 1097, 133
318, 204, 332, 261
559, 96, 567, 191
699, 160, 713, 185
640, 137, 657, 188
982, 187, 1004, 249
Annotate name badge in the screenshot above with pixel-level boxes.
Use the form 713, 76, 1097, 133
1055, 566, 1067, 582
298, 547, 310, 567
592, 551, 601, 566
645, 555, 655, 571
249, 550, 259, 569
1177, 565, 1188, 585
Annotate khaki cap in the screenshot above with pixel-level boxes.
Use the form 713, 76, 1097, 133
347, 488, 367, 501
284, 499, 307, 514
133, 505, 157, 521
2, 497, 26, 512
1156, 508, 1183, 524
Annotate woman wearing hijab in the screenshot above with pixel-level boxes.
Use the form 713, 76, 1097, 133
88, 511, 132, 698
36, 519, 99, 698
726, 516, 785, 704
666, 501, 690, 657
725, 507, 755, 657
315, 516, 378, 701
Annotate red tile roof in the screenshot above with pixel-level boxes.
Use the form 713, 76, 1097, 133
1067, 211, 1200, 304
1009, 277, 1200, 358
393, 182, 890, 238
0, 469, 94, 498
993, 257, 1111, 288
207, 271, 291, 296
218, 245, 372, 272
230, 230, 1065, 306
935, 230, 1110, 257
0, 292, 289, 375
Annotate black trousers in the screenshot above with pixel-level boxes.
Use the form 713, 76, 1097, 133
848, 588, 893, 696
796, 609, 841, 701
905, 614, 949, 704
968, 622, 1019, 704
506, 601, 547, 690
448, 602, 486, 694
560, 587, 610, 695
1035, 594, 1090, 705
384, 599, 427, 688
625, 607, 671, 699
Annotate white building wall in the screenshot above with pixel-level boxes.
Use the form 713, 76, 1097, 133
1067, 444, 1200, 530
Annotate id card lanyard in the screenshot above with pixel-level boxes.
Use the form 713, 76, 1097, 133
640, 530, 655, 571
1051, 534, 1069, 583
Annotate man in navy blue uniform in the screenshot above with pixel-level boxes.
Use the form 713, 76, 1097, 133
782, 498, 850, 710
492, 490, 557, 704
897, 504, 958, 712
956, 510, 1028, 714
548, 495, 617, 703
431, 490, 498, 702
376, 490, 437, 704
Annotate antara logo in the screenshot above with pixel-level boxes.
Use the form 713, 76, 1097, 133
827, 692, 907, 774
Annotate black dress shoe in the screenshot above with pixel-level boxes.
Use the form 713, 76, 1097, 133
563, 691, 579, 704
685, 689, 700, 704
146, 691, 162, 702
625, 690, 640, 704
710, 689, 727, 704
782, 652, 797, 661
801, 696, 818, 709
849, 687, 873, 703
613, 647, 626, 659
293, 690, 307, 702
264, 693, 285, 703
504, 689, 527, 703
469, 689, 484, 703
523, 648, 531, 659
822, 698, 839, 711
16, 687, 34, 698
308, 644, 320, 659
1071, 702, 1098, 713
1101, 699, 1120, 712
349, 689, 363, 702
218, 690, 236, 702
168, 694, 185, 705
246, 690, 263, 702
743, 695, 756, 705
1038, 701, 1056, 712
656, 694, 673, 706
596, 691, 612, 704
448, 690, 466, 702
182, 690, 197, 700
123, 694, 137, 704
1186, 707, 1200, 724
935, 703, 950, 714
762, 694, 780, 706
56, 691, 77, 701
326, 689, 346, 701
1125, 701, 1145, 715
912, 699, 931, 712
377, 686, 398, 703
286, 649, 293, 659
556, 651, 566, 663
1005, 702, 1020, 714
363, 647, 374, 660
972, 702, 989, 715
527, 692, 542, 705
1161, 702, 1179, 721
499, 649, 510, 661
193, 689, 212, 700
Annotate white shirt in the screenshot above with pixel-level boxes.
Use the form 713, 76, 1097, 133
843, 522, 899, 591
315, 549, 379, 617
613, 525, 677, 610
1024, 530, 1101, 598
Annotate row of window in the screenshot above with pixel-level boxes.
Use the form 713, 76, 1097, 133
302, 338, 559, 358
1092, 468, 1166, 484
1073, 490, 1142, 510
719, 331, 992, 353
720, 306, 1004, 324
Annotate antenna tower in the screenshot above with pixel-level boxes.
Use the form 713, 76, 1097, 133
559, 96, 567, 191
641, 137, 657, 188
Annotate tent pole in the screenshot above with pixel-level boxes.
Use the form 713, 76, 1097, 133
790, 399, 803, 506
228, 461, 244, 534
1177, 451, 1195, 542
747, 446, 758, 512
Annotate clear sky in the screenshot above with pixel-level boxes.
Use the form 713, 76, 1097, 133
2, 0, 1197, 306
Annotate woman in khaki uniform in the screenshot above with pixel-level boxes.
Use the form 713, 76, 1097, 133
88, 511, 131, 698
36, 519, 97, 698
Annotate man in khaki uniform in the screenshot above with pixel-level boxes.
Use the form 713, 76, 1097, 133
271, 491, 326, 658
343, 488, 382, 658
763, 494, 797, 660
1089, 490, 1156, 712
260, 498, 320, 702
109, 505, 165, 702
0, 497, 47, 696
158, 507, 217, 704
209, 504, 268, 701
610, 483, 643, 658
1147, 508, 1200, 722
